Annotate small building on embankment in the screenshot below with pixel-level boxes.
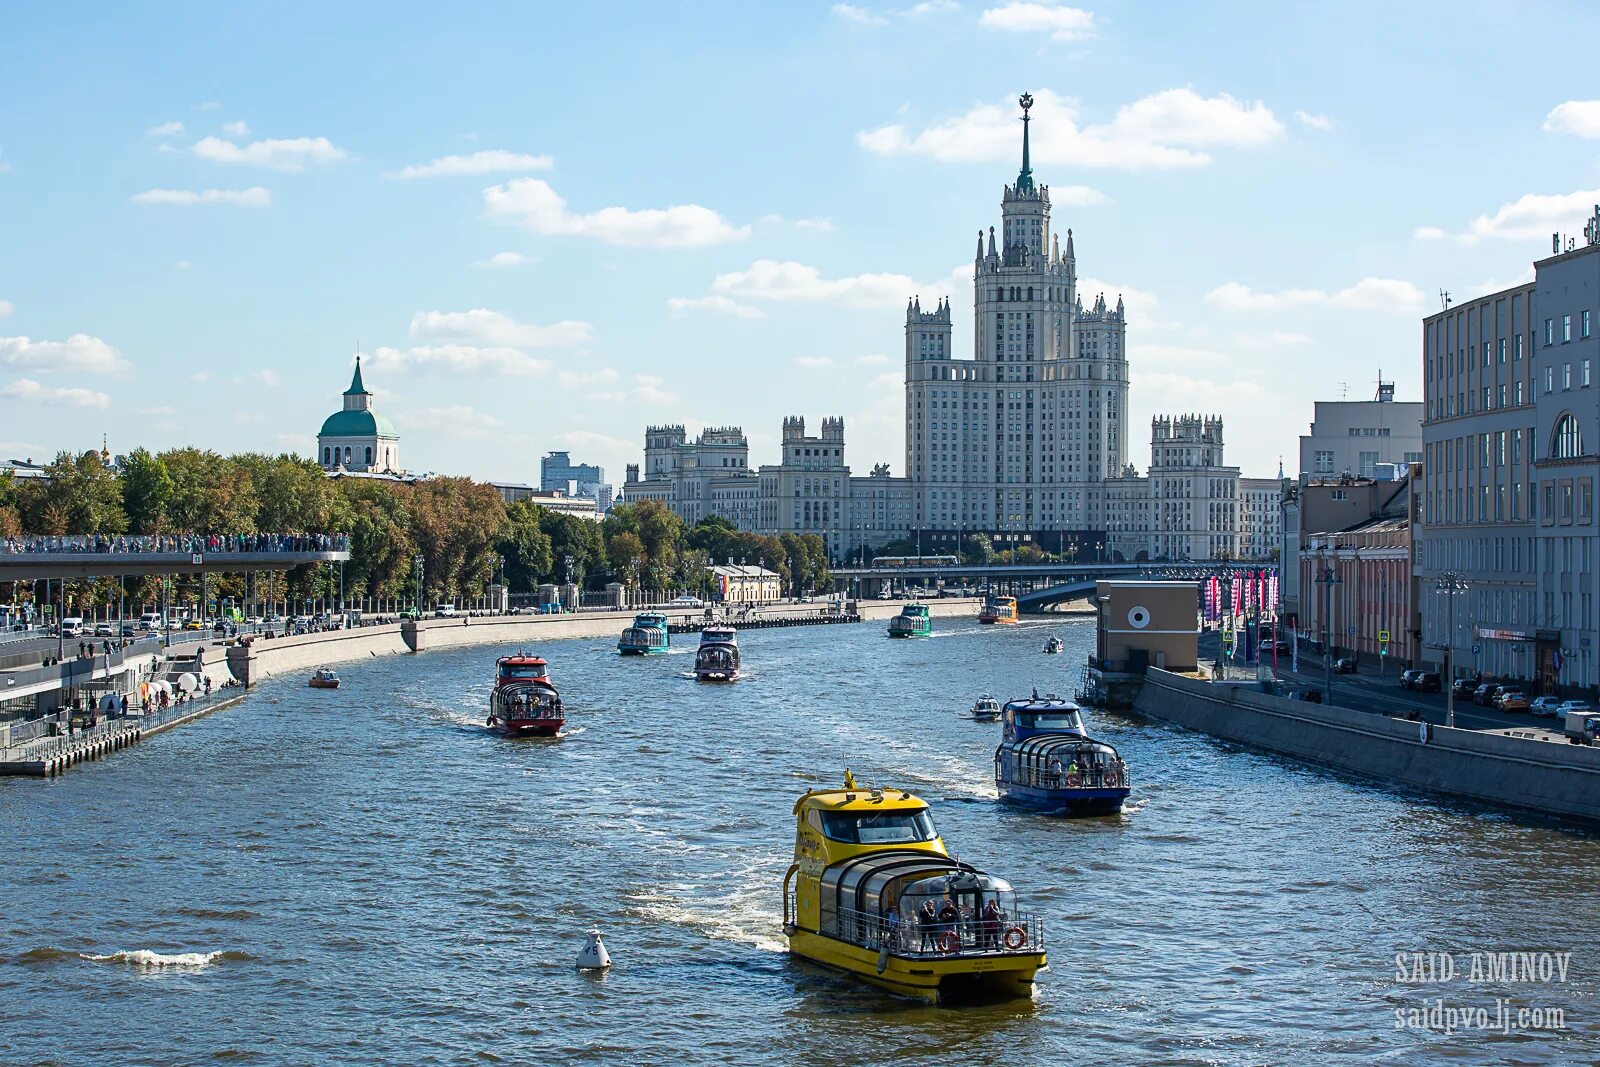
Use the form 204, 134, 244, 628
1081, 579, 1200, 707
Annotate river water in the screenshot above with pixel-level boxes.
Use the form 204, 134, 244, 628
3, 617, 1597, 1065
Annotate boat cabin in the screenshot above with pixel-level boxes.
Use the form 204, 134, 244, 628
1002, 696, 1085, 737
497, 655, 550, 684
700, 626, 737, 645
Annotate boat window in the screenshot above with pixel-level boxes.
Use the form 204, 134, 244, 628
1017, 711, 1082, 730
501, 663, 547, 679
820, 809, 937, 845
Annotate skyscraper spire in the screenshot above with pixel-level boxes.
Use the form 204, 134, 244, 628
1016, 92, 1035, 193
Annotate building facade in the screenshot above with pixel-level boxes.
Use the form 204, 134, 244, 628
318, 358, 400, 474
540, 451, 612, 510
1298, 384, 1422, 480
709, 564, 782, 604
904, 93, 1129, 550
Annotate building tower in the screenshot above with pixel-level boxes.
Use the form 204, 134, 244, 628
317, 357, 400, 473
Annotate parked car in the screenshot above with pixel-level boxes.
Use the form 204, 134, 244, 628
1399, 669, 1422, 689
1472, 683, 1501, 706
1496, 690, 1530, 712
670, 595, 705, 607
92, 622, 113, 637
1411, 671, 1441, 692
1452, 677, 1482, 698
1562, 704, 1600, 743
1334, 657, 1357, 674
120, 623, 136, 638
1530, 696, 1564, 718
1290, 688, 1324, 704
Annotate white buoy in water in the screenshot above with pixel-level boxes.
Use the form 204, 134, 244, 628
576, 929, 611, 970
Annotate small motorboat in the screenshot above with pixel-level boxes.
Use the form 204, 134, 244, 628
969, 695, 1002, 721
694, 626, 741, 681
1043, 636, 1064, 655
994, 693, 1131, 816
618, 611, 670, 655
487, 653, 564, 737
308, 668, 341, 689
888, 602, 932, 639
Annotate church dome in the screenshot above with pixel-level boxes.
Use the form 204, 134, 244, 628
319, 408, 397, 438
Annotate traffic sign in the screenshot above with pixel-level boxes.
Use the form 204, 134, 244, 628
1347, 626, 1357, 636
1471, 644, 1481, 655
1378, 629, 1390, 642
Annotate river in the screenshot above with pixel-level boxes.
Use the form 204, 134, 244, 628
3, 617, 1597, 1065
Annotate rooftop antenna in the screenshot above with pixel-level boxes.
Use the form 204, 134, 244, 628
1439, 289, 1451, 311
1338, 381, 1349, 400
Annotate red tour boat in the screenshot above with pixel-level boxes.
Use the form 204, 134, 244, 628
487, 654, 564, 737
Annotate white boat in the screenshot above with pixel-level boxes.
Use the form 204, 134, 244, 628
694, 626, 741, 681
1043, 636, 1064, 655
969, 694, 1002, 721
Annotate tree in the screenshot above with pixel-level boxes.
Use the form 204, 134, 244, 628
160, 448, 259, 532
962, 533, 994, 565
409, 477, 506, 600
119, 448, 173, 533
20, 450, 127, 534
541, 510, 606, 587
607, 531, 646, 587
499, 500, 555, 592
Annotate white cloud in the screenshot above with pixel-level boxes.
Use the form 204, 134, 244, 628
592, 374, 679, 406
273, 433, 313, 453
221, 120, 250, 137
408, 308, 591, 348
130, 187, 271, 207
0, 300, 10, 319
191, 135, 345, 172
855, 353, 893, 366
552, 428, 633, 453
1205, 277, 1424, 312
1466, 267, 1536, 299
484, 178, 748, 247
795, 356, 835, 368
859, 87, 1282, 170
0, 333, 129, 375
1055, 185, 1108, 205
1294, 110, 1334, 132
897, 0, 958, 12
197, 101, 221, 111
832, 3, 887, 24
1, 377, 110, 409
557, 367, 621, 389
192, 371, 212, 383
979, 2, 1094, 42
254, 369, 280, 386
475, 251, 535, 268
403, 404, 506, 439
388, 149, 554, 179
1134, 371, 1264, 404
709, 260, 920, 308
366, 344, 551, 377
667, 294, 765, 319
146, 121, 185, 137
1413, 226, 1447, 240
1544, 101, 1600, 139
174, 260, 191, 270
794, 216, 836, 232
1457, 187, 1600, 243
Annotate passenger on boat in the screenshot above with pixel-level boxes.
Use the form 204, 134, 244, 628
937, 900, 960, 950
982, 899, 1004, 949
885, 907, 901, 950
918, 900, 939, 951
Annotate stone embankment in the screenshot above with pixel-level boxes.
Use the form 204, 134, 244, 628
1135, 668, 1600, 823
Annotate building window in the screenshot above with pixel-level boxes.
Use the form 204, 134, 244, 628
1546, 367, 1555, 393
1586, 359, 1593, 387
1585, 310, 1593, 339
1565, 314, 1573, 342
364, 446, 373, 465
1565, 363, 1573, 390
1553, 413, 1584, 459
1546, 318, 1555, 345
322, 447, 330, 465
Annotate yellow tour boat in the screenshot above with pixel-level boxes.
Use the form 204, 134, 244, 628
782, 771, 1046, 1002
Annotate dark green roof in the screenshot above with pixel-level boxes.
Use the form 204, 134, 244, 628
319, 409, 397, 438
345, 358, 370, 396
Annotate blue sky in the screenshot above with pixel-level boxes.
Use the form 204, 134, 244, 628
4, 1, 1600, 485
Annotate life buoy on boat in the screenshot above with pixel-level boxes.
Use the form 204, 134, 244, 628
937, 931, 961, 954
1004, 926, 1028, 950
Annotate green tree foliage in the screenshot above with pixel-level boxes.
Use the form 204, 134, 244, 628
160, 448, 259, 532
603, 499, 684, 590
409, 478, 507, 600
119, 448, 174, 533
18, 450, 127, 534
498, 500, 555, 593
961, 533, 994, 565
541, 510, 606, 587
606, 530, 646, 585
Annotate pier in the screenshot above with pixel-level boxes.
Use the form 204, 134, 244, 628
0, 688, 247, 776
667, 611, 862, 634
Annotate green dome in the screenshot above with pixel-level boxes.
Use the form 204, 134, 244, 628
319, 409, 397, 438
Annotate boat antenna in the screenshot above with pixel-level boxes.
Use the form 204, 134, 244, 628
1032, 686, 1039, 700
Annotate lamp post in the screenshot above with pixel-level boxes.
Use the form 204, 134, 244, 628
1314, 563, 1343, 704
413, 554, 425, 617
1437, 570, 1469, 729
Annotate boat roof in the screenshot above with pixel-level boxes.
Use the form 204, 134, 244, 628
498, 654, 547, 665
702, 626, 737, 638
793, 773, 926, 814
1004, 694, 1080, 712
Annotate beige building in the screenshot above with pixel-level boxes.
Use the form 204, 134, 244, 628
710, 564, 781, 604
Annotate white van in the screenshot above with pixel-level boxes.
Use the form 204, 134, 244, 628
59, 616, 84, 638
434, 602, 457, 618
139, 612, 161, 630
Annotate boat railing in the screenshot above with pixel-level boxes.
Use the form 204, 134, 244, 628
826, 903, 1045, 958
1007, 760, 1130, 791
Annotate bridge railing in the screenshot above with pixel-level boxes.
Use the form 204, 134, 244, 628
0, 533, 349, 555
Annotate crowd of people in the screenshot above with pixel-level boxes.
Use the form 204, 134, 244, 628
865, 896, 1014, 955
0, 533, 350, 555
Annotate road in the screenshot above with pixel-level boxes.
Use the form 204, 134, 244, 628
1198, 632, 1560, 734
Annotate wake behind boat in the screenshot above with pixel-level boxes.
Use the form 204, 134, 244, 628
994, 694, 1130, 815
487, 653, 564, 737
694, 626, 741, 681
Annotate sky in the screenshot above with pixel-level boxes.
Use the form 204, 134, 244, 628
4, 1, 1600, 486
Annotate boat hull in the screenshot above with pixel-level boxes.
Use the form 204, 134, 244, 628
998, 782, 1129, 816
887, 627, 930, 639
786, 929, 1042, 1003
308, 679, 340, 689
977, 616, 1018, 625
487, 715, 563, 738
618, 644, 668, 655
694, 670, 741, 682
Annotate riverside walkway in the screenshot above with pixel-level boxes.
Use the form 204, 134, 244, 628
0, 533, 350, 580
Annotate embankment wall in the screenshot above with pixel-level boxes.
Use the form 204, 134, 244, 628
1136, 668, 1600, 823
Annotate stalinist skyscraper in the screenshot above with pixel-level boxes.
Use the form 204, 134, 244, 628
905, 93, 1129, 547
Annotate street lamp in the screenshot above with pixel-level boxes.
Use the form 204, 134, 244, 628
1436, 570, 1469, 729
1314, 564, 1344, 704
413, 554, 425, 617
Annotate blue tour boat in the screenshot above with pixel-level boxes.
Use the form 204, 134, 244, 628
618, 611, 670, 655
994, 693, 1131, 815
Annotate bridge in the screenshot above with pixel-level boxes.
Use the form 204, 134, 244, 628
0, 535, 351, 581
832, 559, 1269, 613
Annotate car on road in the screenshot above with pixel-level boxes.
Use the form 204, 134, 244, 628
182, 619, 204, 631
1452, 677, 1482, 698
1530, 696, 1564, 718
669, 595, 705, 608
92, 622, 113, 637
1495, 690, 1530, 712
120, 622, 136, 638
1472, 683, 1503, 706
1288, 688, 1324, 704
1399, 669, 1441, 691
1399, 669, 1422, 689
1334, 657, 1357, 674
